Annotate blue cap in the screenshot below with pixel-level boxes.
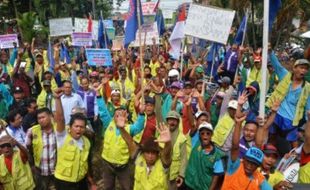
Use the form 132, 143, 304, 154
244, 147, 264, 165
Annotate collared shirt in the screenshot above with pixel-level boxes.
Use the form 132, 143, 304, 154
6, 125, 26, 146
53, 93, 84, 124
26, 128, 56, 176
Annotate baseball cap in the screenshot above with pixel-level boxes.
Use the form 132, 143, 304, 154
114, 105, 127, 111
13, 86, 24, 94
0, 136, 12, 146
218, 76, 231, 84
90, 71, 99, 77
254, 56, 262, 63
294, 59, 309, 67
198, 122, 213, 132
145, 96, 155, 105
111, 89, 121, 95
168, 69, 179, 77
244, 147, 264, 166
262, 144, 279, 158
184, 81, 193, 88
35, 53, 43, 58
166, 111, 180, 120
195, 111, 209, 119
59, 61, 66, 66
228, 100, 238, 110
216, 91, 225, 99
170, 81, 182, 89
195, 66, 204, 74
42, 80, 51, 86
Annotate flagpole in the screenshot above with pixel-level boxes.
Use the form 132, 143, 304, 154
241, 9, 248, 47
209, 44, 216, 83
101, 11, 108, 48
137, 0, 145, 103
179, 38, 185, 81
259, 0, 269, 120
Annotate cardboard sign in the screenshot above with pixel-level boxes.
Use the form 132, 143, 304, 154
112, 36, 124, 51
184, 4, 235, 44
71, 32, 93, 47
49, 18, 73, 36
142, 2, 156, 15
131, 23, 159, 47
0, 34, 19, 49
74, 18, 99, 40
86, 48, 112, 66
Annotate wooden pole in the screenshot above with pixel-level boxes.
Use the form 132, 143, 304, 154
259, 0, 269, 120
137, 0, 145, 103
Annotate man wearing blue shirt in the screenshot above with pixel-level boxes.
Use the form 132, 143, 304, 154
268, 52, 310, 148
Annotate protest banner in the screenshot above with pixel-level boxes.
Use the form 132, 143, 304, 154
74, 18, 99, 40
85, 48, 112, 66
71, 32, 93, 47
49, 18, 73, 36
142, 2, 156, 15
0, 34, 19, 49
112, 36, 124, 51
184, 4, 235, 44
131, 23, 159, 47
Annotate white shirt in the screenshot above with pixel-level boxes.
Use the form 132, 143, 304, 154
6, 126, 26, 147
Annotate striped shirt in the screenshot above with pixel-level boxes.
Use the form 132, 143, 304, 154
26, 128, 57, 176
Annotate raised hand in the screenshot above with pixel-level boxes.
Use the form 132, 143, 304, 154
155, 123, 171, 143
235, 112, 247, 123
115, 110, 127, 128
53, 88, 63, 99
238, 91, 249, 106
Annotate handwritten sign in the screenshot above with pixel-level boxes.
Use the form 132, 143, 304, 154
0, 34, 19, 49
184, 4, 235, 44
71, 32, 93, 47
74, 18, 98, 40
86, 49, 112, 66
49, 18, 73, 36
131, 23, 159, 47
112, 36, 124, 51
142, 2, 156, 15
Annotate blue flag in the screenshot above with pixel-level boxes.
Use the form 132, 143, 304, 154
124, 0, 143, 48
60, 43, 71, 64
234, 15, 247, 45
269, 0, 282, 30
48, 39, 55, 69
206, 43, 221, 77
98, 16, 106, 48
155, 11, 165, 36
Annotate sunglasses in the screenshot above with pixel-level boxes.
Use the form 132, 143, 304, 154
0, 143, 12, 148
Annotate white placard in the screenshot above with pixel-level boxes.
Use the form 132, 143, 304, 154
49, 18, 73, 36
71, 32, 93, 47
0, 34, 19, 49
142, 2, 156, 15
74, 18, 98, 40
131, 23, 159, 47
184, 4, 235, 44
162, 10, 174, 19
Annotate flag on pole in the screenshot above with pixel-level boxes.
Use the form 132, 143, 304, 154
60, 43, 71, 64
153, 0, 160, 12
169, 4, 186, 60
206, 43, 221, 77
98, 16, 106, 48
87, 14, 93, 33
124, 0, 144, 48
234, 15, 247, 45
155, 11, 165, 36
48, 39, 55, 69
269, 0, 282, 30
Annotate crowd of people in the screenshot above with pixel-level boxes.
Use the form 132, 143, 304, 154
0, 30, 309, 190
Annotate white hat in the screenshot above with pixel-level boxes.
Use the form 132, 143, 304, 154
228, 100, 238, 110
168, 69, 179, 77
198, 122, 213, 132
111, 89, 121, 95
216, 91, 226, 99
195, 111, 209, 119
